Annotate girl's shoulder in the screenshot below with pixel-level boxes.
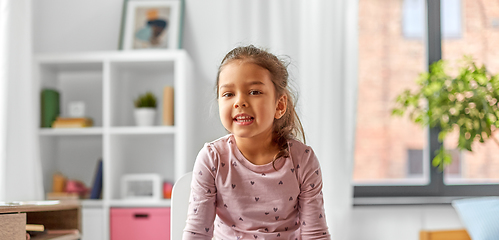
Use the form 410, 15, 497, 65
287, 138, 313, 154
287, 139, 317, 165
203, 134, 234, 155
196, 134, 234, 166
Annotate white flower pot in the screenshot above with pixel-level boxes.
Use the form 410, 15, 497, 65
134, 108, 156, 126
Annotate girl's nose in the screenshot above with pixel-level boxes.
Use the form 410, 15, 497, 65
234, 97, 247, 108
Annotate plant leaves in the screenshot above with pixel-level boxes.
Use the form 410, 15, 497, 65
392, 56, 499, 169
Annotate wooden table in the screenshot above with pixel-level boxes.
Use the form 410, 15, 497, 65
0, 201, 81, 240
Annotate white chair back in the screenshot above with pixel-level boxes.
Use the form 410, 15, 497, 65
170, 172, 192, 240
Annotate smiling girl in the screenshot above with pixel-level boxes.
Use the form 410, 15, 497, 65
183, 45, 330, 240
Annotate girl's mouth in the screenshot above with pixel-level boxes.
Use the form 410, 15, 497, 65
233, 115, 254, 125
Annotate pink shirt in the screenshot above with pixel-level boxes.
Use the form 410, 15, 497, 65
183, 134, 330, 240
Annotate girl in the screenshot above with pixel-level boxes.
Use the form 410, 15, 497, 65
183, 45, 330, 240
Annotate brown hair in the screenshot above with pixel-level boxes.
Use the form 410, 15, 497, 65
216, 45, 305, 165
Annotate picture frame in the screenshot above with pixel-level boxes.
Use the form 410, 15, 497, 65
119, 0, 181, 50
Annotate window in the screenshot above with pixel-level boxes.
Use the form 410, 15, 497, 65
355, 0, 427, 187
403, 0, 462, 39
402, 0, 425, 38
441, 0, 499, 185
355, 0, 499, 199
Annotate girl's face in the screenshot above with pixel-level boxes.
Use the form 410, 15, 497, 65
218, 60, 286, 142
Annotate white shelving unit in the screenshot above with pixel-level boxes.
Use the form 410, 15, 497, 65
34, 50, 195, 240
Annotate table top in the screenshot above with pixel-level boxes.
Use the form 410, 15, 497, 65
0, 200, 80, 214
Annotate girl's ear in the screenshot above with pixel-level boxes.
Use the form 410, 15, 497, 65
275, 95, 287, 119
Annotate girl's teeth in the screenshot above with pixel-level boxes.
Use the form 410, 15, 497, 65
235, 116, 252, 122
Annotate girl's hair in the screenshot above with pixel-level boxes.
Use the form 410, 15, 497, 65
216, 45, 305, 163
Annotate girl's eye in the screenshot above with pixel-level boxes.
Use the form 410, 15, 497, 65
249, 90, 262, 95
221, 92, 234, 98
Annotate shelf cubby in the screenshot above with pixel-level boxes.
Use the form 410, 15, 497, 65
35, 50, 196, 240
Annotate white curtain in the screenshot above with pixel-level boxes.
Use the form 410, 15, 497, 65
0, 0, 44, 201
184, 0, 358, 239
0, 0, 8, 201
299, 1, 358, 239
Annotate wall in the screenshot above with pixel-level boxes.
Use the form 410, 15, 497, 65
32, 1, 466, 239
32, 0, 225, 153
350, 205, 464, 240
33, 0, 123, 53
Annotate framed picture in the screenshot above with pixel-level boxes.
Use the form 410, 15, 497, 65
119, 0, 181, 50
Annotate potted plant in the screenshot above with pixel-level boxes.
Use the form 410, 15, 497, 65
392, 56, 499, 169
134, 91, 157, 126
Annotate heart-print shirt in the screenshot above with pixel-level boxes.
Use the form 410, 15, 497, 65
183, 134, 330, 240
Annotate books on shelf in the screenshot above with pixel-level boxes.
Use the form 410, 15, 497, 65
40, 89, 60, 128
52, 117, 93, 128
162, 86, 174, 126
90, 159, 103, 199
46, 192, 80, 200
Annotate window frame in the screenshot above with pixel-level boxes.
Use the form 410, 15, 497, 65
353, 0, 499, 199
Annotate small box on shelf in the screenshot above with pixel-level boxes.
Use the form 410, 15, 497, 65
121, 174, 162, 201
68, 101, 86, 118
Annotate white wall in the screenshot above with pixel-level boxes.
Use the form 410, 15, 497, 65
32, 1, 466, 239
32, 0, 225, 153
33, 0, 124, 53
350, 205, 463, 240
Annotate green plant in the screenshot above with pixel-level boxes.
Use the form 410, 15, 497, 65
134, 92, 157, 108
392, 56, 499, 169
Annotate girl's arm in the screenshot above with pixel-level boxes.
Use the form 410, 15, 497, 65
297, 148, 331, 240
182, 144, 218, 240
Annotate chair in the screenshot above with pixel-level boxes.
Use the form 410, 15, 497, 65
419, 229, 471, 240
170, 172, 193, 240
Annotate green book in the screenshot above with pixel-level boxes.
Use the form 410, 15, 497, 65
41, 89, 60, 128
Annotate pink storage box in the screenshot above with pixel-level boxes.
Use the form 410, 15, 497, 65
110, 207, 170, 240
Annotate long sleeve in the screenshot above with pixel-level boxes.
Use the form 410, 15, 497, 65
183, 135, 328, 239
297, 148, 331, 239
182, 144, 218, 240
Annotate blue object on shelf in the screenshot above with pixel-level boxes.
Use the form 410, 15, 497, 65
90, 159, 103, 199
